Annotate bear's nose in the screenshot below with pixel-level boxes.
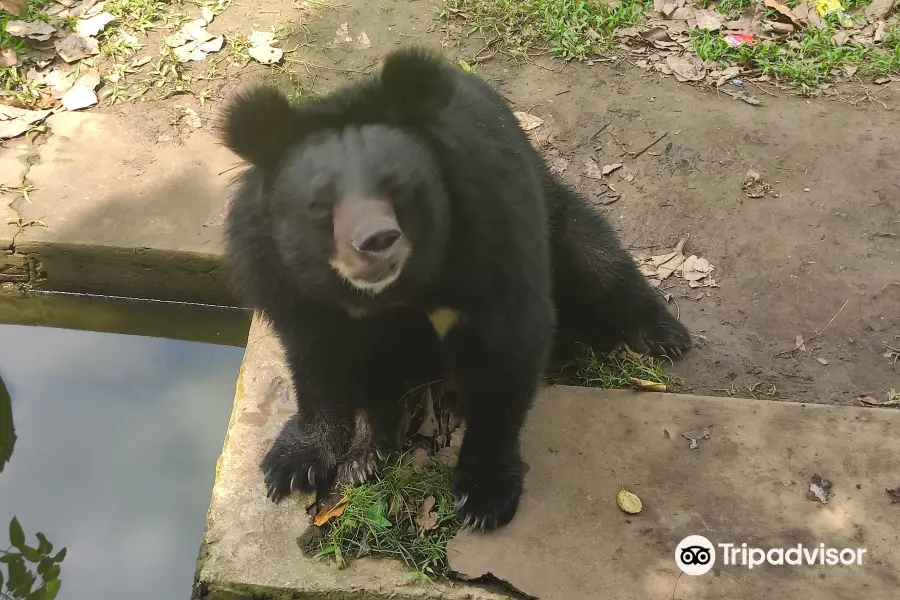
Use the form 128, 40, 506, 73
351, 219, 403, 256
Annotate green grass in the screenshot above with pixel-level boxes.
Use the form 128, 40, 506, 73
715, 0, 753, 13
553, 345, 682, 390
441, 0, 647, 60
316, 455, 460, 577
691, 25, 900, 90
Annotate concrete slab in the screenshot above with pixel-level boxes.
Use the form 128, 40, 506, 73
449, 387, 900, 600
195, 315, 507, 600
2, 111, 239, 303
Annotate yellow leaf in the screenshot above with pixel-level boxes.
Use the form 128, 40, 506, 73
627, 377, 667, 392
313, 497, 349, 526
616, 488, 642, 514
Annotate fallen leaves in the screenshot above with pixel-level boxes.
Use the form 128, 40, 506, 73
248, 30, 283, 65
5, 20, 56, 41
666, 54, 706, 83
514, 111, 544, 131
616, 488, 643, 514
55, 34, 100, 63
806, 474, 833, 504
0, 105, 52, 140
628, 377, 667, 392
856, 391, 900, 407
633, 237, 719, 289
60, 71, 101, 110
886, 487, 900, 504
742, 170, 777, 198
167, 13, 225, 63
416, 495, 439, 532
682, 426, 711, 450
313, 497, 349, 526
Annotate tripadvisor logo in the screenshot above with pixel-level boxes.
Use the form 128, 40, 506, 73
675, 535, 867, 575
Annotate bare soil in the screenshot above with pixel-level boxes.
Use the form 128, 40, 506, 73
107, 0, 899, 407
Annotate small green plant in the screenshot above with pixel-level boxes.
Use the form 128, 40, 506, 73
317, 455, 460, 577
565, 345, 682, 390
1, 517, 67, 600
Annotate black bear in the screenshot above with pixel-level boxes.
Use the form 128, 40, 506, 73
221, 47, 690, 531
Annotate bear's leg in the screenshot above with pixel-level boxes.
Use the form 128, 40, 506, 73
261, 304, 379, 501
443, 303, 553, 531
548, 177, 691, 359
335, 309, 444, 486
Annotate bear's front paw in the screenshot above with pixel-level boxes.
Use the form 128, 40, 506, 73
628, 308, 692, 359
452, 445, 524, 531
260, 416, 343, 502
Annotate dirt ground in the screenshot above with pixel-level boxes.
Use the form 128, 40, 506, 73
96, 0, 899, 407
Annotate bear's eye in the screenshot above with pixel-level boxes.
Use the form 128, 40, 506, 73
305, 177, 335, 219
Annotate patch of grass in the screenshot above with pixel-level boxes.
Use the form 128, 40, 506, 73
691, 25, 900, 90
564, 345, 682, 390
317, 455, 460, 577
104, 0, 170, 32
441, 0, 647, 60
715, 0, 752, 14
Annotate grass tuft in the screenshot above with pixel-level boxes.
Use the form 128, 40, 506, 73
563, 345, 683, 390
441, 0, 647, 60
317, 455, 460, 577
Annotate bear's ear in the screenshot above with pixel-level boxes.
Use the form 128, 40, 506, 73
221, 86, 298, 169
380, 47, 454, 122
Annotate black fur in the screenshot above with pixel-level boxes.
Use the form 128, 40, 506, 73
221, 47, 690, 531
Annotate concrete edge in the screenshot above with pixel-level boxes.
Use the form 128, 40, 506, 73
2, 240, 237, 306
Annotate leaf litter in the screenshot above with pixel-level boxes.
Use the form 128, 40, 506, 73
633, 237, 719, 290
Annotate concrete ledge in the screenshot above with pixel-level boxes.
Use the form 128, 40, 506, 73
195, 315, 508, 599
202, 316, 900, 600
2, 111, 240, 305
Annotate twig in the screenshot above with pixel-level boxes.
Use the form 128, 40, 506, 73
589, 120, 612, 141
873, 282, 899, 297
773, 299, 850, 359
628, 132, 668, 159
611, 131, 630, 155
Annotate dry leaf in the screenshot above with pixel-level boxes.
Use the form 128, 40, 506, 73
313, 497, 349, 526
356, 31, 371, 49
666, 54, 706, 82
857, 393, 900, 407
681, 426, 711, 450
692, 8, 723, 31
862, 0, 893, 18
602, 163, 623, 176
75, 11, 115, 36
680, 255, 714, 282
874, 76, 892, 85
628, 377, 667, 392
410, 447, 430, 473
55, 34, 100, 63
416, 388, 438, 437
548, 156, 570, 175
248, 33, 283, 65
816, 357, 829, 365
763, 0, 803, 27
182, 107, 202, 128
742, 170, 773, 197
201, 6, 215, 23
333, 22, 352, 45
0, 105, 52, 140
583, 158, 604, 180
184, 19, 214, 42
616, 489, 643, 514
6, 20, 56, 41
514, 111, 544, 131
60, 71, 100, 110
0, 49, 17, 68
0, 0, 27, 15
806, 474, 832, 504
416, 495, 439, 531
